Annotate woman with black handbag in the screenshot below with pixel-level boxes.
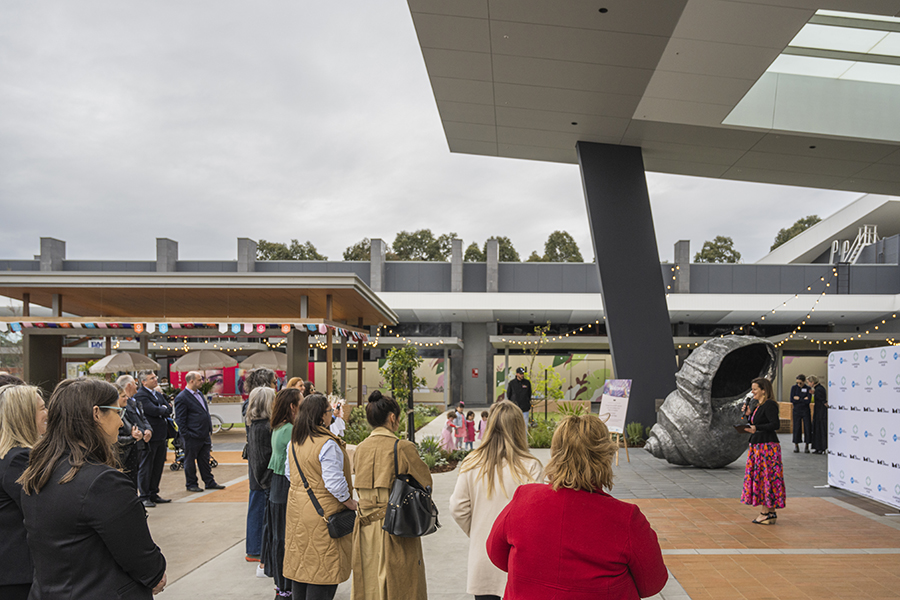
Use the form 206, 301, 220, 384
283, 393, 356, 600
351, 391, 433, 600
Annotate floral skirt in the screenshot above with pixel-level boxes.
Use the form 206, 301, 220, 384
741, 442, 786, 509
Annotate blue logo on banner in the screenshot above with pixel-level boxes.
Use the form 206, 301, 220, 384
865, 431, 870, 438
865, 355, 870, 362
879, 381, 884, 387
231, 324, 241, 334
879, 484, 884, 492
839, 428, 844, 434
852, 381, 856, 388
158, 324, 168, 334
850, 477, 855, 484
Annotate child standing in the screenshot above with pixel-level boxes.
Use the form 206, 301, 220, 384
454, 406, 465, 449
440, 410, 457, 452
464, 411, 476, 450
477, 410, 488, 441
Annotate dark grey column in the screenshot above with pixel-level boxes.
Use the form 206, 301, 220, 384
40, 237, 65, 272
370, 239, 386, 292
486, 239, 499, 293
24, 333, 64, 397
156, 238, 178, 272
287, 329, 309, 383
577, 142, 676, 427
450, 322, 463, 406
237, 238, 257, 272
674, 240, 690, 293
451, 239, 463, 293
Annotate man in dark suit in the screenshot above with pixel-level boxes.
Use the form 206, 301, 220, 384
174, 371, 225, 492
115, 375, 152, 491
135, 370, 173, 507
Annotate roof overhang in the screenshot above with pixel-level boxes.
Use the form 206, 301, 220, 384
0, 272, 398, 326
408, 0, 900, 194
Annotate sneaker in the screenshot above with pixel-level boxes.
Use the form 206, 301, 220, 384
245, 554, 261, 562
256, 564, 267, 578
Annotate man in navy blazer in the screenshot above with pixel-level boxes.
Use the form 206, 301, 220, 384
174, 372, 225, 493
135, 370, 173, 507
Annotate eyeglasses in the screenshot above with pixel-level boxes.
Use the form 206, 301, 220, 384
99, 405, 125, 413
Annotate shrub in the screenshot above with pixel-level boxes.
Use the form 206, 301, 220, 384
417, 436, 441, 454
448, 449, 471, 462
343, 406, 372, 444
557, 402, 587, 417
527, 419, 557, 448
625, 422, 645, 446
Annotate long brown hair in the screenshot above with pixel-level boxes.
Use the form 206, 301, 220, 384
19, 379, 120, 495
752, 378, 775, 404
292, 393, 332, 446
270, 387, 302, 430
459, 400, 540, 499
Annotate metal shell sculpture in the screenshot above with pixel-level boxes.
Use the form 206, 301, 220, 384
645, 336, 776, 468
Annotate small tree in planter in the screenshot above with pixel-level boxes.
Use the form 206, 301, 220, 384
379, 345, 427, 438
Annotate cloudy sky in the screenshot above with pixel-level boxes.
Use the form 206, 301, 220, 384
0, 2, 861, 266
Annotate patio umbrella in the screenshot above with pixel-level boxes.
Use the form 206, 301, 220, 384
170, 350, 238, 372
89, 352, 160, 374
239, 351, 287, 371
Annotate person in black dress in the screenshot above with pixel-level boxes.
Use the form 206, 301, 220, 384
808, 375, 828, 454
789, 374, 812, 453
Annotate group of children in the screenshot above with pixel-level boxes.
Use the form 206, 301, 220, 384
440, 404, 488, 452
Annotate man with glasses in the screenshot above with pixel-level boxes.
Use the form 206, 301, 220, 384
135, 370, 173, 508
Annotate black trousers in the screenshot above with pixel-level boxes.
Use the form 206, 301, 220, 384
792, 403, 812, 444
291, 581, 337, 600
183, 436, 215, 488
139, 440, 167, 500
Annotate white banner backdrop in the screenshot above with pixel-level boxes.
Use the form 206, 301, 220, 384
827, 346, 900, 509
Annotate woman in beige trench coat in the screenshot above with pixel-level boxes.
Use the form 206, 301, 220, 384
449, 400, 543, 600
351, 391, 433, 600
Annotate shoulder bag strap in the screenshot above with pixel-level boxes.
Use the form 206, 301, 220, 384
290, 442, 326, 519
393, 438, 400, 478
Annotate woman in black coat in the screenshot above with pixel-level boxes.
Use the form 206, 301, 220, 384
19, 378, 167, 599
740, 378, 786, 525
808, 375, 829, 454
0, 384, 47, 600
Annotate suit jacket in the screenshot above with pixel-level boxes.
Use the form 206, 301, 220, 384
174, 388, 213, 441
135, 386, 172, 441
21, 456, 166, 599
487, 483, 667, 600
0, 447, 32, 586
124, 397, 151, 451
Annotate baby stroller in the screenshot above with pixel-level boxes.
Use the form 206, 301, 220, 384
168, 418, 218, 472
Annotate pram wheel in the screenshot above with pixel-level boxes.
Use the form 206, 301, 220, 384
209, 457, 218, 468
170, 462, 183, 471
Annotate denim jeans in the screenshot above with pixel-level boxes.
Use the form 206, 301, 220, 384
246, 488, 268, 556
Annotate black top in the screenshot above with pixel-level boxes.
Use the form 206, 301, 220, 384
507, 377, 532, 413
790, 383, 811, 405
134, 386, 172, 441
173, 389, 213, 441
813, 384, 827, 408
21, 456, 166, 599
0, 447, 32, 586
247, 419, 273, 491
748, 400, 781, 445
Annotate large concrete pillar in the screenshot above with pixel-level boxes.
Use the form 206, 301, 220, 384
237, 238, 257, 272
24, 333, 64, 396
450, 322, 463, 406
287, 329, 309, 383
486, 239, 499, 293
461, 322, 489, 405
451, 238, 463, 293
40, 238, 65, 272
577, 142, 676, 427
674, 240, 691, 293
157, 238, 178, 272
51, 294, 63, 317
370, 239, 386, 292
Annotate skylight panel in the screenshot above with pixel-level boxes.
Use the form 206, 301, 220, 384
815, 9, 900, 24
868, 32, 900, 58
767, 54, 854, 79
790, 24, 889, 54
839, 61, 900, 85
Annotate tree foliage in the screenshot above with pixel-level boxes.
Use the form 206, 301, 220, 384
343, 238, 370, 261
544, 231, 583, 262
464, 242, 484, 262
379, 345, 426, 408
525, 251, 544, 262
0, 331, 22, 374
770, 215, 821, 251
486, 236, 520, 262
391, 229, 457, 261
694, 236, 741, 263
257, 239, 327, 260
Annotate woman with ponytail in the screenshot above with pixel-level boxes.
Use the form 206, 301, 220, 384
350, 390, 432, 600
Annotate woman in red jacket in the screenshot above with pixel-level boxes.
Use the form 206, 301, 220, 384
487, 415, 668, 600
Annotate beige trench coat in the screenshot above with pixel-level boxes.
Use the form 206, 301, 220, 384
449, 455, 543, 597
351, 427, 433, 600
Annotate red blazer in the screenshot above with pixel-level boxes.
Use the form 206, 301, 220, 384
487, 484, 667, 600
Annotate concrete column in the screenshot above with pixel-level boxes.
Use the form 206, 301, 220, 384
139, 333, 149, 356
300, 296, 309, 319
22, 294, 30, 317
369, 238, 386, 292
24, 332, 64, 397
40, 237, 65, 272
326, 295, 333, 396
486, 239, 499, 293
105, 337, 111, 357
461, 322, 489, 405
577, 141, 676, 427
451, 238, 463, 293
443, 347, 450, 408
450, 322, 463, 406
287, 329, 309, 383
156, 238, 178, 272
51, 294, 63, 317
674, 240, 690, 293
357, 335, 364, 407
340, 334, 347, 399
237, 238, 257, 272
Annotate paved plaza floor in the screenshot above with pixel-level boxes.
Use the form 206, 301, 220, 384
147, 419, 900, 600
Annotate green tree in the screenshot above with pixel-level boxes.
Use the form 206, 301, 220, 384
483, 236, 520, 262
770, 215, 821, 251
543, 231, 583, 262
0, 331, 22, 374
694, 236, 741, 263
379, 345, 426, 409
525, 251, 545, 262
343, 238, 370, 261
257, 239, 327, 260
391, 229, 457, 261
464, 242, 484, 262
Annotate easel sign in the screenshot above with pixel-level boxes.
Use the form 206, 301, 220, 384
598, 379, 632, 465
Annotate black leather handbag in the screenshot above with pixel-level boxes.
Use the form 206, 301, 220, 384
290, 444, 356, 538
382, 439, 440, 538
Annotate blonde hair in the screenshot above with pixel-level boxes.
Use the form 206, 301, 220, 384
459, 400, 540, 499
246, 386, 275, 424
544, 415, 616, 492
0, 385, 44, 459
807, 375, 819, 385
286, 377, 304, 389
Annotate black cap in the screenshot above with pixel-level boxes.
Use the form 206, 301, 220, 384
515, 367, 525, 374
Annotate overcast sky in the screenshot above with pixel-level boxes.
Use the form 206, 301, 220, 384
0, 2, 862, 266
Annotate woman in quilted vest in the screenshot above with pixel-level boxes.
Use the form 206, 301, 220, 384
351, 390, 433, 600
283, 393, 356, 600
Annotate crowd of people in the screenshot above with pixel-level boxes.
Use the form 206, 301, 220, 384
3, 364, 813, 599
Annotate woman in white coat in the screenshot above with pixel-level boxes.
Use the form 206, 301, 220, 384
449, 400, 543, 600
